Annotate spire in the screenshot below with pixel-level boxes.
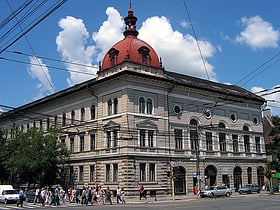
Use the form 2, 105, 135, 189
123, 0, 139, 37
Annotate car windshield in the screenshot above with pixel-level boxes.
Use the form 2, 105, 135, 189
3, 190, 18, 194
245, 185, 251, 188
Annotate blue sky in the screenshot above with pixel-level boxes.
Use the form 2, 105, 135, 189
1, 0, 280, 115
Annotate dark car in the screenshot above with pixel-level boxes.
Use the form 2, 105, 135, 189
201, 185, 232, 198
238, 184, 260, 194
25, 189, 36, 202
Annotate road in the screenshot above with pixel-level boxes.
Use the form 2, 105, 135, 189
0, 193, 280, 210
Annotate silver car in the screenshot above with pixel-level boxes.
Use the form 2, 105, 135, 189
201, 185, 232, 198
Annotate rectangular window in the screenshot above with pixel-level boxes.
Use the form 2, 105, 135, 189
148, 130, 154, 147
174, 129, 183, 150
232, 134, 238, 153
79, 166, 84, 182
70, 136, 74, 152
140, 163, 146, 182
255, 136, 261, 153
106, 131, 111, 148
113, 163, 118, 182
106, 164, 110, 182
112, 130, 118, 148
140, 129, 145, 147
219, 132, 226, 151
90, 165, 95, 182
190, 130, 198, 150
69, 166, 74, 183
80, 135, 84, 152
90, 134, 96, 150
149, 163, 155, 182
244, 135, 250, 153
206, 132, 213, 151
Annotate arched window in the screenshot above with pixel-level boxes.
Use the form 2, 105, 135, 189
146, 98, 153, 114
62, 113, 66, 126
218, 122, 226, 152
108, 100, 112, 116
190, 119, 198, 150
113, 98, 118, 114
81, 108, 85, 121
91, 105, 96, 120
138, 46, 150, 65
108, 48, 119, 66
139, 97, 145, 113
71, 110, 75, 125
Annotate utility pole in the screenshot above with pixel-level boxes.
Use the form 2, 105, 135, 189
196, 125, 201, 199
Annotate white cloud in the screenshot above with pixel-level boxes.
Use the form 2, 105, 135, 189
28, 56, 54, 99
236, 15, 280, 50
139, 16, 217, 80
92, 7, 124, 63
180, 19, 188, 28
56, 16, 97, 86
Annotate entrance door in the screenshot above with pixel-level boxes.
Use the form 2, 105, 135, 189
233, 166, 242, 191
205, 165, 217, 187
174, 166, 186, 195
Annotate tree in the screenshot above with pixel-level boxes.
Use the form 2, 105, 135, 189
4, 127, 70, 187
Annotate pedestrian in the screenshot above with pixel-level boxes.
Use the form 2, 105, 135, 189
34, 187, 40, 203
116, 186, 121, 204
120, 187, 126, 204
97, 186, 105, 205
17, 188, 24, 207
105, 186, 112, 205
139, 184, 147, 200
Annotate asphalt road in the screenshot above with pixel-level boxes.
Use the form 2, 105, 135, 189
0, 193, 280, 210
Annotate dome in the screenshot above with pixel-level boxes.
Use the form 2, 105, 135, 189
101, 4, 161, 70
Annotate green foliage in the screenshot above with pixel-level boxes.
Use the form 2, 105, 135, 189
4, 127, 70, 187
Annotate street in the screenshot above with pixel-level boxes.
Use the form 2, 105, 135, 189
1, 193, 280, 210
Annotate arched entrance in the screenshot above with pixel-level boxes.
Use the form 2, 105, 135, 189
174, 166, 186, 195
257, 166, 265, 188
233, 166, 242, 191
204, 165, 217, 187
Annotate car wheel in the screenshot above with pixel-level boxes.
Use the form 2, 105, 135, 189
210, 192, 215, 198
239, 191, 243, 194
226, 192, 230, 197
257, 191, 260, 194
26, 197, 29, 202
4, 199, 8, 204
248, 190, 252, 194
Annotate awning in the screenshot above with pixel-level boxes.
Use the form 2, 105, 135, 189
275, 172, 280, 179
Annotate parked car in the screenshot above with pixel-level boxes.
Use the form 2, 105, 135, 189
25, 189, 36, 202
238, 184, 260, 194
0, 189, 19, 204
201, 185, 232, 198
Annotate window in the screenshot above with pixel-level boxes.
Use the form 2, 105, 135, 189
47, 118, 50, 130
146, 98, 153, 114
108, 100, 112, 116
79, 166, 84, 182
70, 136, 74, 152
113, 98, 118, 114
255, 137, 261, 153
148, 130, 154, 147
206, 132, 213, 151
39, 120, 43, 131
54, 116, 58, 126
69, 166, 74, 183
106, 164, 110, 182
190, 119, 198, 150
71, 111, 75, 125
62, 113, 66, 126
139, 97, 145, 113
140, 163, 146, 182
80, 135, 84, 152
106, 131, 111, 148
112, 130, 118, 148
232, 134, 238, 153
90, 165, 95, 182
113, 164, 118, 182
173, 105, 182, 114
81, 108, 85, 121
218, 123, 226, 152
247, 167, 252, 184
174, 129, 183, 150
90, 134, 96, 150
244, 135, 250, 153
231, 113, 237, 122
149, 163, 155, 182
140, 129, 145, 147
91, 105, 96, 120
138, 46, 150, 65
108, 48, 119, 67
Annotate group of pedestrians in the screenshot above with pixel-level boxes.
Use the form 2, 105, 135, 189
33, 186, 65, 207
66, 185, 126, 205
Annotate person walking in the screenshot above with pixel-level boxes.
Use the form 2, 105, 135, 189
17, 189, 24, 207
34, 187, 40, 204
105, 186, 112, 205
116, 186, 121, 204
120, 187, 126, 204
139, 184, 147, 200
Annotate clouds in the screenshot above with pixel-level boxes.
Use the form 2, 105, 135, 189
56, 16, 97, 86
236, 15, 280, 50
28, 57, 54, 99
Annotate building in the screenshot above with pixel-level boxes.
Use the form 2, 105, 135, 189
0, 5, 267, 195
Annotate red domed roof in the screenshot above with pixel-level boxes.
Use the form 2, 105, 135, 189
101, 4, 161, 70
